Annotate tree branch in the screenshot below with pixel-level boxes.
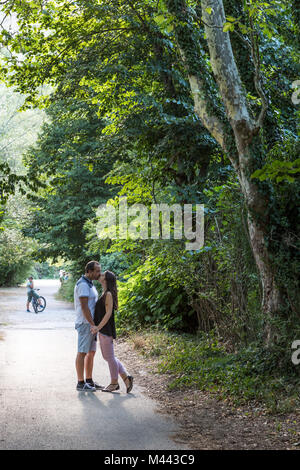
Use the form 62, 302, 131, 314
249, 15, 268, 135
201, 0, 253, 135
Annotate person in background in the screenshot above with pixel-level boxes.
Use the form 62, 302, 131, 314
59, 270, 64, 284
91, 270, 133, 393
26, 276, 41, 312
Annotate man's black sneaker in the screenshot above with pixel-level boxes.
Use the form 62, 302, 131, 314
76, 382, 96, 392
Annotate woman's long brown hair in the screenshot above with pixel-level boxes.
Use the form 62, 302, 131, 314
103, 270, 118, 310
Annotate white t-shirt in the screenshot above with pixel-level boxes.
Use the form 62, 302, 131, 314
74, 276, 98, 325
26, 280, 33, 293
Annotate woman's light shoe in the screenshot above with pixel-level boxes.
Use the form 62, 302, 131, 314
102, 383, 120, 392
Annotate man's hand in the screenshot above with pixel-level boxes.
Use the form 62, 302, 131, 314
90, 325, 98, 335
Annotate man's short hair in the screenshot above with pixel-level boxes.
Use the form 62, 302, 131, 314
85, 261, 100, 273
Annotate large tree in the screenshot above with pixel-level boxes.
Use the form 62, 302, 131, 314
164, 0, 299, 344
22, 96, 115, 272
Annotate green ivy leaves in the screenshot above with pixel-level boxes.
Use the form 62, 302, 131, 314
251, 159, 300, 183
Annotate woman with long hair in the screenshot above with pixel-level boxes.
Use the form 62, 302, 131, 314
91, 270, 133, 393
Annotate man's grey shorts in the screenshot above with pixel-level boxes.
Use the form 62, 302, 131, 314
75, 323, 97, 353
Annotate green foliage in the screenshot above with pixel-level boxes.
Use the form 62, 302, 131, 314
0, 228, 35, 286
117, 248, 198, 333
252, 140, 300, 183
0, 80, 44, 284
252, 159, 300, 183
263, 139, 300, 321
22, 97, 116, 273
0, 162, 27, 204
0, 80, 44, 202
31, 261, 59, 280
97, 252, 130, 279
56, 277, 76, 303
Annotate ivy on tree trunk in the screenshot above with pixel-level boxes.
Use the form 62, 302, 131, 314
166, 0, 286, 345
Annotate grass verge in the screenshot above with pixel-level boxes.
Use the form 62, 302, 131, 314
123, 328, 300, 415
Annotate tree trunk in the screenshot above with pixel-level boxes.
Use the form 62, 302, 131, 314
234, 139, 283, 345
230, 131, 283, 345
246, 212, 282, 344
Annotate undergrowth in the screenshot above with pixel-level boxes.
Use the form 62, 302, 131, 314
126, 328, 300, 415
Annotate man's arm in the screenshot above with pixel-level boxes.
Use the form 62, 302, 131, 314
79, 297, 95, 325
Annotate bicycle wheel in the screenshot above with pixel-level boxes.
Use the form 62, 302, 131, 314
32, 298, 38, 314
36, 296, 46, 312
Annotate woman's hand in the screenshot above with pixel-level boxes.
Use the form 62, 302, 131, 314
90, 325, 98, 335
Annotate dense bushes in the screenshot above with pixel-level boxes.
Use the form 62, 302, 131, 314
129, 329, 300, 413
0, 228, 34, 286
117, 249, 198, 333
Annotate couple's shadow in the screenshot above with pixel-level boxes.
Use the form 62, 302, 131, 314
77, 389, 136, 407
76, 390, 140, 441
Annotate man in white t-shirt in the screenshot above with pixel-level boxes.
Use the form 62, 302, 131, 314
74, 260, 103, 392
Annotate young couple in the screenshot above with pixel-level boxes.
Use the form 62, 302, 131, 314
74, 261, 133, 393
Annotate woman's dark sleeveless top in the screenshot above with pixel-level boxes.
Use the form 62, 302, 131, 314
94, 291, 116, 339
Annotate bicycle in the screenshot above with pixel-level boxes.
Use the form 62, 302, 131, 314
31, 289, 46, 314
